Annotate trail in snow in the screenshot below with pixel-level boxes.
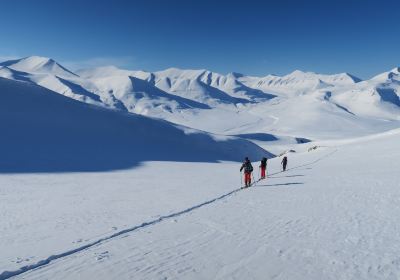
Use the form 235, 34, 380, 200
0, 149, 337, 280
16, 134, 400, 280
0, 190, 242, 280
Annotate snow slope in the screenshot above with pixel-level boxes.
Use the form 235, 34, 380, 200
1, 129, 400, 279
0, 77, 269, 173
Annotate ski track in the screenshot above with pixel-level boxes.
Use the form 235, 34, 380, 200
0, 148, 337, 280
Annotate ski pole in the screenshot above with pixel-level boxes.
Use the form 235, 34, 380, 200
252, 173, 257, 186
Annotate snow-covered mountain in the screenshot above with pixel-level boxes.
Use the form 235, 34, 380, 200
0, 56, 77, 78
0, 56, 399, 142
240, 70, 361, 94
371, 66, 400, 83
151, 68, 275, 104
326, 67, 400, 120
0, 57, 102, 105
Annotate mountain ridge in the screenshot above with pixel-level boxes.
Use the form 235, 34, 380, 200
1, 56, 399, 141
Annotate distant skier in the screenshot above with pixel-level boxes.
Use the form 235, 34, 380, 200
240, 157, 254, 188
281, 156, 288, 172
259, 157, 267, 179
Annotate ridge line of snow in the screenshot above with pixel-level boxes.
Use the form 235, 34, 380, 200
0, 148, 338, 280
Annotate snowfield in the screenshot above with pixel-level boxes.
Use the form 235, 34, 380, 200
0, 162, 247, 277
1, 132, 400, 279
0, 56, 399, 279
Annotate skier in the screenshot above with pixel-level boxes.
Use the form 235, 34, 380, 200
259, 157, 267, 179
281, 156, 288, 172
240, 157, 254, 188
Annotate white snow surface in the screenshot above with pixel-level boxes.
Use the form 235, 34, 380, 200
0, 56, 400, 279
1, 131, 400, 279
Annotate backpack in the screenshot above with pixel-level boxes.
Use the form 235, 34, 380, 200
261, 157, 267, 167
245, 162, 253, 172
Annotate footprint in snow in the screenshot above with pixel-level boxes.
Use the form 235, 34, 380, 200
95, 251, 110, 261
13, 256, 34, 263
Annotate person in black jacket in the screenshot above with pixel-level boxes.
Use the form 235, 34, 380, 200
281, 156, 288, 171
259, 157, 267, 179
240, 157, 254, 187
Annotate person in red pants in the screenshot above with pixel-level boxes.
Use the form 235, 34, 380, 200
259, 157, 267, 179
240, 157, 254, 188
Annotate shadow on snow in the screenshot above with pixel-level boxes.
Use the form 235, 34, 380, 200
268, 174, 305, 179
256, 182, 304, 187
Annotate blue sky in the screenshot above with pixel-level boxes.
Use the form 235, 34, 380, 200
1, 0, 399, 78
